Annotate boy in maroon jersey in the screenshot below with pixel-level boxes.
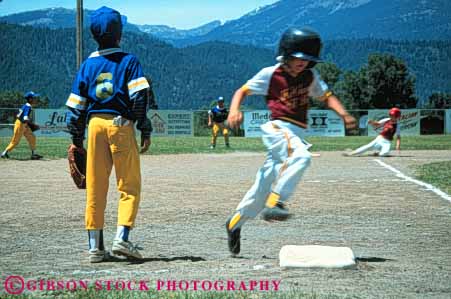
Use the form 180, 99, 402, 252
344, 107, 401, 157
224, 27, 357, 255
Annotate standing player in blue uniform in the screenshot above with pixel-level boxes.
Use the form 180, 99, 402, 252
66, 6, 153, 263
208, 97, 230, 149
1, 91, 43, 160
224, 28, 357, 255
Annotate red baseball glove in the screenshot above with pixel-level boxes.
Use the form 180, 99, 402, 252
68, 144, 86, 189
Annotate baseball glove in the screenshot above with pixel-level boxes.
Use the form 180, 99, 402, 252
27, 123, 40, 132
68, 144, 86, 189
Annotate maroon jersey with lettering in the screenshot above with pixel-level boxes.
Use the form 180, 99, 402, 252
379, 118, 400, 141
242, 64, 329, 128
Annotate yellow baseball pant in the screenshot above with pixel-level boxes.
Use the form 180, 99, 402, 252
211, 122, 229, 145
85, 114, 141, 230
5, 119, 36, 152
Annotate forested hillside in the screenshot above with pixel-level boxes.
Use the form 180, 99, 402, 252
0, 23, 449, 109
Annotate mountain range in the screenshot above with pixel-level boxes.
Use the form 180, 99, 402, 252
1, 0, 450, 48
0, 1, 450, 108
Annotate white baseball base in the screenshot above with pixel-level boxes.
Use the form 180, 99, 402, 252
279, 245, 356, 269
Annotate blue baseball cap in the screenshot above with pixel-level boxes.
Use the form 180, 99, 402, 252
24, 91, 40, 99
90, 6, 127, 41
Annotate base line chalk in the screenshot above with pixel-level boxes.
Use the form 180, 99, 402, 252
374, 159, 451, 203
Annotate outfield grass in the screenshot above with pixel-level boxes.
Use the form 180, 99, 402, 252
0, 135, 450, 160
413, 161, 451, 194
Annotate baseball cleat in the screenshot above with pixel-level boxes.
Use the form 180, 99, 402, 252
1, 152, 9, 159
261, 203, 291, 221
225, 217, 241, 256
88, 248, 107, 263
112, 238, 143, 259
31, 153, 43, 160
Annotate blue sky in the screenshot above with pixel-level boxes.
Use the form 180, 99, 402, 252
0, 0, 279, 29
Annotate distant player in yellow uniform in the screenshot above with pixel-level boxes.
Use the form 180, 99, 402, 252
1, 91, 43, 160
208, 96, 230, 149
66, 6, 153, 263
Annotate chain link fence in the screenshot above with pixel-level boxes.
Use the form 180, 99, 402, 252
0, 108, 449, 137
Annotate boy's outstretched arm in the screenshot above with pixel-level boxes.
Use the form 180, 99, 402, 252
325, 95, 357, 129
395, 135, 401, 151
227, 88, 247, 129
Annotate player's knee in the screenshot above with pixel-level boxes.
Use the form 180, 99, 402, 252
292, 149, 312, 165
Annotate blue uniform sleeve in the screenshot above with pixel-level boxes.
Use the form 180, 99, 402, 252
126, 56, 151, 138
66, 65, 88, 147
21, 105, 32, 122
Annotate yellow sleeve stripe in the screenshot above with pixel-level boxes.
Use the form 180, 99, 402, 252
66, 93, 87, 110
241, 84, 252, 95
319, 91, 333, 101
128, 77, 150, 95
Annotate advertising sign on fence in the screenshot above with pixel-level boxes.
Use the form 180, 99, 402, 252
305, 110, 345, 136
368, 109, 420, 136
243, 111, 271, 137
244, 110, 344, 137
34, 109, 71, 137
446, 109, 451, 134
149, 110, 193, 136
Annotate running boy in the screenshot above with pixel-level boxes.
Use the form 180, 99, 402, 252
224, 27, 357, 255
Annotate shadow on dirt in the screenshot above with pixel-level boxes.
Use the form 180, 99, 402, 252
104, 254, 206, 265
355, 256, 394, 262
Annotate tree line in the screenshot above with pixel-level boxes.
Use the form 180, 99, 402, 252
0, 23, 450, 110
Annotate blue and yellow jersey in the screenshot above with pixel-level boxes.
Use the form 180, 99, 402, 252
66, 48, 151, 145
16, 103, 32, 123
66, 48, 149, 120
208, 106, 228, 123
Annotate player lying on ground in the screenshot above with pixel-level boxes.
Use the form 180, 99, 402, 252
344, 107, 401, 157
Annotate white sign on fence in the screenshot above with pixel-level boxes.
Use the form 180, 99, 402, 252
244, 110, 345, 137
243, 111, 271, 137
149, 110, 193, 136
305, 110, 345, 137
35, 109, 71, 137
368, 109, 420, 136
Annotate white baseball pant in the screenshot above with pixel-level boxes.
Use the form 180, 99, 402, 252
231, 120, 312, 228
352, 135, 392, 156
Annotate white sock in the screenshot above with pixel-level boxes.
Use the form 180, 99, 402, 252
88, 230, 104, 250
115, 226, 130, 242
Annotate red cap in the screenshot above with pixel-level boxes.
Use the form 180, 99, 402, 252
389, 107, 401, 118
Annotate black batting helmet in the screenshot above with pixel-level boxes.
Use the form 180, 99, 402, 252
278, 27, 322, 68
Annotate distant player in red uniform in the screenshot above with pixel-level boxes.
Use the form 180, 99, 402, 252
344, 107, 401, 157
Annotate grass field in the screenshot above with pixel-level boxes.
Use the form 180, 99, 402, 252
1, 135, 450, 159
414, 160, 451, 194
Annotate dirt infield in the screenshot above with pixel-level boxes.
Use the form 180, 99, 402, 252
1, 150, 450, 297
